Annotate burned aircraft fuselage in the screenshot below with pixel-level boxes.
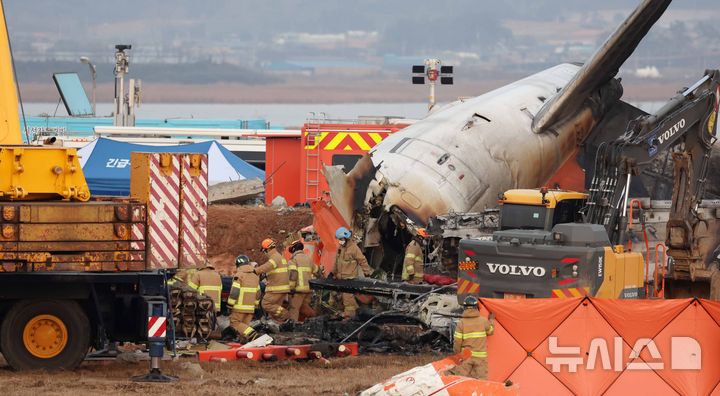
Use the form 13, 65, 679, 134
322, 0, 683, 274
326, 64, 623, 270
369, 64, 607, 223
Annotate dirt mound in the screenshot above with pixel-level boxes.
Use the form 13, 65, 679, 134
207, 205, 313, 269
208, 252, 237, 276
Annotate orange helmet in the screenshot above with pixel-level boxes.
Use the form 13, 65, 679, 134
417, 228, 429, 238
261, 238, 276, 250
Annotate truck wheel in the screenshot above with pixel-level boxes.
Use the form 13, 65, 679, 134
1, 300, 90, 370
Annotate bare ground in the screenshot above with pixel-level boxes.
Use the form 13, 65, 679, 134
0, 353, 436, 396
206, 205, 313, 275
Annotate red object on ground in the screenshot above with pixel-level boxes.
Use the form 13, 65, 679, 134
423, 274, 455, 285
197, 342, 359, 362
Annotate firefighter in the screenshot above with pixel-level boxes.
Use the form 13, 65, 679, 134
227, 255, 260, 342
332, 227, 372, 319
166, 269, 185, 286
168, 268, 194, 286
287, 241, 317, 322
188, 261, 223, 314
402, 228, 428, 284
448, 295, 494, 379
254, 238, 291, 322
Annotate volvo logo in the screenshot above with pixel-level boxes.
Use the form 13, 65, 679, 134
657, 118, 686, 144
487, 263, 546, 277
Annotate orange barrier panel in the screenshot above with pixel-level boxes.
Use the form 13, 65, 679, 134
310, 199, 349, 275
481, 297, 720, 395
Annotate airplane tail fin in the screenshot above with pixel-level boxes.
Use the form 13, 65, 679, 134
532, 0, 672, 134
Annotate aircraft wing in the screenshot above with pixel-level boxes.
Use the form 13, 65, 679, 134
532, 0, 672, 134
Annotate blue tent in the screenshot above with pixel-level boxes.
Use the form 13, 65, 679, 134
78, 138, 264, 196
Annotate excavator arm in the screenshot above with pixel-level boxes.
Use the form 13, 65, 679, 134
584, 70, 720, 281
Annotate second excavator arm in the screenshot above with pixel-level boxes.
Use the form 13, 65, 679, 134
583, 69, 720, 282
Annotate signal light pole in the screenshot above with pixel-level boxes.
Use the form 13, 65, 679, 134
412, 59, 453, 111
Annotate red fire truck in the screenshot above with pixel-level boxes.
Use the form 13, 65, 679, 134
264, 118, 409, 206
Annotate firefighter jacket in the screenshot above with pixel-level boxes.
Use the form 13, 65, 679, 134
168, 268, 193, 286
228, 265, 260, 313
188, 267, 223, 312
453, 308, 494, 358
335, 240, 372, 279
255, 249, 290, 293
401, 240, 424, 280
288, 251, 316, 293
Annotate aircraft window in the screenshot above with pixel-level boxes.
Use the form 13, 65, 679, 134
437, 153, 450, 165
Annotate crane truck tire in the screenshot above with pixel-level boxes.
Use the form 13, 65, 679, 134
1, 299, 90, 370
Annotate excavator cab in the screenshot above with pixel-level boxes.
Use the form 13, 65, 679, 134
498, 189, 587, 231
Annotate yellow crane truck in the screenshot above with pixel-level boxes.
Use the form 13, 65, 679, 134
0, 2, 198, 379
458, 69, 720, 301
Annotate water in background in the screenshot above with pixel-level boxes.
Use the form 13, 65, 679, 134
23, 101, 664, 128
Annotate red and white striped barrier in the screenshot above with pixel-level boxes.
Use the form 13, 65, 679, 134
179, 154, 208, 268
147, 154, 181, 269
148, 315, 167, 338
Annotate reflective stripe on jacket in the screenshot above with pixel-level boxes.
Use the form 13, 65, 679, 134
453, 308, 494, 358
255, 249, 290, 293
401, 240, 424, 280
189, 267, 223, 311
335, 240, 372, 279
288, 251, 315, 292
228, 265, 260, 313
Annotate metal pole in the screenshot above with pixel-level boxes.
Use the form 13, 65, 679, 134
429, 80, 436, 111
91, 64, 96, 115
